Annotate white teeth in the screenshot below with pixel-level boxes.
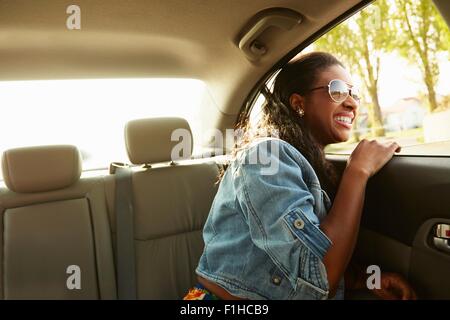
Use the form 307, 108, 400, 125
334, 116, 352, 124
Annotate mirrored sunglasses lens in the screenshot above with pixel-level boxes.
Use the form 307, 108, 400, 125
351, 87, 361, 102
329, 80, 348, 102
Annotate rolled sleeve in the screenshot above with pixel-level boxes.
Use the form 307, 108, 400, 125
234, 139, 332, 297
283, 208, 332, 259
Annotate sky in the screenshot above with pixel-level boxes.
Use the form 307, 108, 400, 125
378, 52, 450, 109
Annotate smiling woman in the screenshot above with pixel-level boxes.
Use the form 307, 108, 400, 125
0, 78, 208, 178
189, 51, 415, 300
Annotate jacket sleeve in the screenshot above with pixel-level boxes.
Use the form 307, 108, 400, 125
233, 139, 332, 299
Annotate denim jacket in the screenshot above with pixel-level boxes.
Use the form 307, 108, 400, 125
196, 137, 344, 300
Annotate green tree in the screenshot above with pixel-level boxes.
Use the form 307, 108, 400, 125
314, 0, 392, 138
392, 0, 450, 113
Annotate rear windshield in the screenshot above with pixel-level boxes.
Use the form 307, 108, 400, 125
0, 78, 207, 178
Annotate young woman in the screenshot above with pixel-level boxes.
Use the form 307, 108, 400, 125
184, 52, 416, 300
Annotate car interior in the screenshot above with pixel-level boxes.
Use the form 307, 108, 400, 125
0, 0, 449, 299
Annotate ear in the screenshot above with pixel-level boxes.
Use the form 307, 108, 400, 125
289, 93, 305, 112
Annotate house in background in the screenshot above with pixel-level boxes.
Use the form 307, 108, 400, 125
383, 97, 426, 132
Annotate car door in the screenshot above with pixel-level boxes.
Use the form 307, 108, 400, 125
328, 151, 450, 299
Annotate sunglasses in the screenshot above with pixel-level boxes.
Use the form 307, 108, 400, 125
308, 79, 361, 103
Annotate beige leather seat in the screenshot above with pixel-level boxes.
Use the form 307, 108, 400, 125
0, 145, 116, 299
105, 117, 220, 299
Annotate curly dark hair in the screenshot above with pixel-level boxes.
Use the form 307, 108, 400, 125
217, 51, 342, 201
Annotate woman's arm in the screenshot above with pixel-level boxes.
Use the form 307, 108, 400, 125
319, 165, 369, 298
319, 139, 402, 298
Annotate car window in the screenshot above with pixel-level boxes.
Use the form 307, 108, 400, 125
0, 78, 210, 179
249, 0, 450, 156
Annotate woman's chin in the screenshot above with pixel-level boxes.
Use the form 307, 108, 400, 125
332, 132, 351, 144
331, 123, 353, 143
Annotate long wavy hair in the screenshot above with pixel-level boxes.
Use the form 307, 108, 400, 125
217, 52, 342, 201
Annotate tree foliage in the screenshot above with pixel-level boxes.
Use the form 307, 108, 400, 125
391, 0, 450, 113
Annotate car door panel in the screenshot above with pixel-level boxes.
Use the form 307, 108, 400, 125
328, 155, 450, 299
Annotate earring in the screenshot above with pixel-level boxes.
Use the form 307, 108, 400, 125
298, 108, 305, 117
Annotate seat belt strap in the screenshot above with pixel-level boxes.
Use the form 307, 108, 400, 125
112, 162, 137, 300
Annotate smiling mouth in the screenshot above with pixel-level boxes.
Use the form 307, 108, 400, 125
333, 116, 352, 129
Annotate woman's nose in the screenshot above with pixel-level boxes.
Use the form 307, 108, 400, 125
343, 95, 359, 111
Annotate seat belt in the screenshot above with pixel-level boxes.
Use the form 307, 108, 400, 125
111, 162, 137, 300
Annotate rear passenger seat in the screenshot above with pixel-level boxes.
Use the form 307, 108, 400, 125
0, 117, 220, 300
104, 117, 220, 299
0, 145, 116, 299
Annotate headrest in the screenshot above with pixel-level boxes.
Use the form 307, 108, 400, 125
1, 145, 82, 193
125, 117, 193, 164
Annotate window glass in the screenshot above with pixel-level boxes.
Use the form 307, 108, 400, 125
0, 78, 208, 179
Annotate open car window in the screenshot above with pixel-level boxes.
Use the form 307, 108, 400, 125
248, 0, 450, 156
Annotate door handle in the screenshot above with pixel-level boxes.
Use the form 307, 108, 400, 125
434, 237, 450, 253
433, 224, 450, 253
436, 224, 450, 239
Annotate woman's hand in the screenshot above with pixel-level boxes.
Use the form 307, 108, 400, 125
372, 272, 417, 300
347, 139, 401, 178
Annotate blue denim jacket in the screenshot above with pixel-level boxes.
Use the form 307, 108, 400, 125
196, 137, 344, 300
